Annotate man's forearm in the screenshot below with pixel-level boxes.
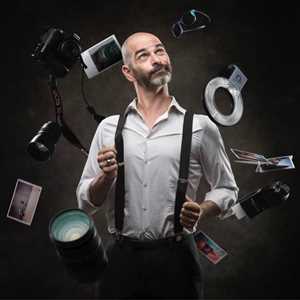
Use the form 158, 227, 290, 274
89, 173, 115, 207
199, 200, 221, 219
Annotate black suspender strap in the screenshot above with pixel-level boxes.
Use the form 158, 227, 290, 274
174, 111, 194, 234
114, 111, 128, 232
114, 109, 194, 235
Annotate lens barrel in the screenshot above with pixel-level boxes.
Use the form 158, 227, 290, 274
49, 209, 108, 283
28, 121, 61, 161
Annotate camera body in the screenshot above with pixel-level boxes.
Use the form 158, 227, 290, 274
239, 181, 290, 218
231, 181, 290, 220
32, 27, 82, 78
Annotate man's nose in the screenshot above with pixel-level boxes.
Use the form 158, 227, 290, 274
150, 53, 161, 65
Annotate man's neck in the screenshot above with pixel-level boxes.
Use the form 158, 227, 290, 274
134, 84, 172, 118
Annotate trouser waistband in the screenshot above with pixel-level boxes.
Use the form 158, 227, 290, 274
112, 232, 193, 248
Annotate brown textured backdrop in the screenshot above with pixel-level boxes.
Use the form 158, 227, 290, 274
1, 0, 299, 298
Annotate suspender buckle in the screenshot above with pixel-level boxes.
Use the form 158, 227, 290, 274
175, 233, 183, 242
178, 178, 188, 184
117, 161, 125, 167
115, 231, 122, 241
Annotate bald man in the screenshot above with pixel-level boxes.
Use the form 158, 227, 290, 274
77, 32, 238, 299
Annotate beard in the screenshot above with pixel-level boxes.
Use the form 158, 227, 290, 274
132, 63, 172, 89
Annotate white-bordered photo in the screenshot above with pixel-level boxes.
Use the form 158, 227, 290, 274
230, 148, 268, 162
7, 179, 42, 226
194, 230, 228, 264
257, 155, 295, 173
81, 34, 122, 79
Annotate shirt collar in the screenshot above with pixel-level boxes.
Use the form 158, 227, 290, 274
126, 96, 185, 115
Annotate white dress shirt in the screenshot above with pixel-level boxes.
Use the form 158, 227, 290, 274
76, 97, 239, 240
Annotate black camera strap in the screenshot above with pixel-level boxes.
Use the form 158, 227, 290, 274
48, 75, 88, 156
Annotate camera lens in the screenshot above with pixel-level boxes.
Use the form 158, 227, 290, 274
27, 121, 61, 161
49, 209, 108, 283
59, 39, 82, 65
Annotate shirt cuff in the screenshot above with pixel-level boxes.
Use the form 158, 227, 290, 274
76, 178, 101, 215
204, 188, 238, 219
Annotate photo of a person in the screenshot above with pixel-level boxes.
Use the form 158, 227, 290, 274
7, 179, 42, 226
230, 148, 268, 162
196, 239, 221, 263
91, 39, 122, 72
195, 231, 227, 264
81, 35, 122, 79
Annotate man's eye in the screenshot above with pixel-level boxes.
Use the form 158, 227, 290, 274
138, 53, 148, 59
156, 48, 165, 54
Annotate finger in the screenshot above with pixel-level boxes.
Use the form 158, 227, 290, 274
183, 201, 201, 213
99, 158, 116, 169
103, 152, 117, 162
100, 145, 117, 153
181, 208, 200, 220
180, 218, 194, 229
105, 158, 117, 167
180, 213, 197, 225
102, 164, 118, 173
97, 152, 116, 163
98, 146, 117, 156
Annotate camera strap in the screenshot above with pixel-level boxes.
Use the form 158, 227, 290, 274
48, 75, 88, 156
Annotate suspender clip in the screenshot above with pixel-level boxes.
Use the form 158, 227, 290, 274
178, 178, 188, 184
115, 231, 122, 241
175, 234, 183, 242
117, 161, 125, 167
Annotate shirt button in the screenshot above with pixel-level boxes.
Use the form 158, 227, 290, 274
143, 207, 147, 211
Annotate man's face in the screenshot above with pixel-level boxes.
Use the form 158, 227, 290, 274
126, 35, 172, 88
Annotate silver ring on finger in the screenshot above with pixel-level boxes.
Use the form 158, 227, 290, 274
106, 159, 113, 166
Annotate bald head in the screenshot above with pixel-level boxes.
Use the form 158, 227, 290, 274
121, 32, 163, 65
121, 32, 172, 88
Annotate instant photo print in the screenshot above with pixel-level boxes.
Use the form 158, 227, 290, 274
7, 179, 42, 226
194, 231, 227, 264
81, 34, 122, 79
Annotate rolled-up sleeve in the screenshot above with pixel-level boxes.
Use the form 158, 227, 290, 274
76, 123, 104, 215
199, 119, 239, 218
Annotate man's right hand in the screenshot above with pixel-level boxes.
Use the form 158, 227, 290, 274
97, 146, 118, 179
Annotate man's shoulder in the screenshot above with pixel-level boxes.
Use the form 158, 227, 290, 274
97, 114, 120, 129
192, 113, 215, 131
101, 114, 120, 125
93, 114, 121, 136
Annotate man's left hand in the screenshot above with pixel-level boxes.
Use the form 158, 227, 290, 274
180, 196, 203, 230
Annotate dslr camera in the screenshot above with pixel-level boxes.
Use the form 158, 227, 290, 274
32, 27, 82, 78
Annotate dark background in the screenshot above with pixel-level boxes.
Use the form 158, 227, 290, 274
1, 0, 300, 298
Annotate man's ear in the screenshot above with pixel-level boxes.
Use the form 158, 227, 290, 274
122, 64, 135, 82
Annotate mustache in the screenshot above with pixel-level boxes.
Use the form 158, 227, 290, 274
150, 64, 172, 76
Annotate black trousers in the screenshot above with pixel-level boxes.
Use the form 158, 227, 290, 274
97, 233, 203, 299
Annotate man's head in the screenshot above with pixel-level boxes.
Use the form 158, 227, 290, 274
121, 32, 172, 89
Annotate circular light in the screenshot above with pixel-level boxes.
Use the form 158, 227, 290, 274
204, 77, 244, 126
50, 209, 91, 242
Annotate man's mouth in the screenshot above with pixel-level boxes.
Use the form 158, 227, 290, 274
151, 66, 169, 77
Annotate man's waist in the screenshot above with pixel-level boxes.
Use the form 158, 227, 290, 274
111, 232, 194, 248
